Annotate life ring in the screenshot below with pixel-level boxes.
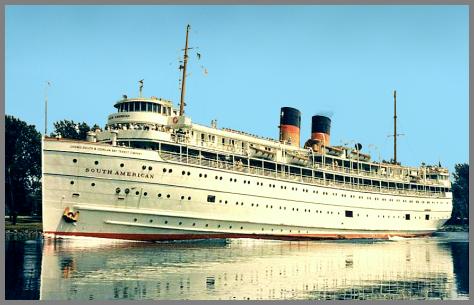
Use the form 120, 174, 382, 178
62, 207, 80, 223
172, 117, 179, 124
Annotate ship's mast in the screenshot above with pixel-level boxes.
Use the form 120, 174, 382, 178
179, 24, 191, 116
393, 90, 397, 164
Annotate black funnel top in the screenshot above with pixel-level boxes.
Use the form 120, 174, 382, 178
312, 115, 331, 135
280, 107, 301, 128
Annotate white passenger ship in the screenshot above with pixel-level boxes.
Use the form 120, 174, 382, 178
42, 26, 452, 241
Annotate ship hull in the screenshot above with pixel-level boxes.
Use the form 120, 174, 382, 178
42, 138, 451, 242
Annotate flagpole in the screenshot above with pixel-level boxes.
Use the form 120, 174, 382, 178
45, 81, 51, 136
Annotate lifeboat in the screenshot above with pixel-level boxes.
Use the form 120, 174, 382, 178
249, 144, 275, 160
285, 150, 309, 166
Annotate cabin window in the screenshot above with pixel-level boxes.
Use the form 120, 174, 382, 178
425, 214, 430, 220
405, 214, 411, 220
289, 166, 300, 175
139, 102, 145, 111
161, 143, 180, 153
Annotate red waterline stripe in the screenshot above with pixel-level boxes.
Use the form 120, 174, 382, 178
44, 231, 433, 241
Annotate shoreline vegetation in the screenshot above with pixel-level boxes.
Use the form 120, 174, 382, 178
4, 217, 468, 241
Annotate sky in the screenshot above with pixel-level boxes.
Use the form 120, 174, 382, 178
5, 5, 469, 175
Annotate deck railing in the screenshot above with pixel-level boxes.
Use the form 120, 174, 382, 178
159, 151, 447, 199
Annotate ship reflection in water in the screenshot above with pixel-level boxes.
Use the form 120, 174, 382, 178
7, 232, 469, 300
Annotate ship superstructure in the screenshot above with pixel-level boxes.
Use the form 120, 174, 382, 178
42, 25, 452, 241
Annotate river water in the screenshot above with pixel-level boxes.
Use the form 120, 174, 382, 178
5, 232, 469, 300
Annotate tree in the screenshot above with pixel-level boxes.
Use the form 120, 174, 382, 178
5, 115, 42, 224
52, 120, 93, 140
449, 163, 469, 225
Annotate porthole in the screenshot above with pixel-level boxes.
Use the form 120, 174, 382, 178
187, 172, 190, 176
116, 187, 121, 193
166, 194, 170, 198
142, 165, 146, 170
148, 166, 152, 170
73, 159, 77, 163
144, 192, 148, 196
225, 200, 228, 204
164, 220, 168, 224
240, 226, 243, 229
70, 181, 75, 185
120, 163, 124, 167
125, 188, 130, 194
135, 191, 139, 195
91, 182, 95, 187
149, 219, 153, 223
168, 169, 172, 173
133, 218, 137, 222
178, 222, 182, 225
188, 196, 191, 200
158, 193, 161, 197
217, 224, 221, 228
204, 174, 207, 178
163, 168, 167, 173
215, 176, 218, 180
219, 177, 222, 180
192, 223, 196, 226
182, 171, 186, 175
261, 228, 264, 231
181, 196, 185, 200
205, 224, 209, 227
199, 173, 202, 177
94, 161, 99, 165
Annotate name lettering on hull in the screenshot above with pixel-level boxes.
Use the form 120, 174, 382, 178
85, 167, 154, 179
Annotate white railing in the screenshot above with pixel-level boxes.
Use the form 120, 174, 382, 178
159, 151, 447, 199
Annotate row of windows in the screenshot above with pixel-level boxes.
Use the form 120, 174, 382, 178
116, 101, 172, 115
75, 157, 447, 205
68, 181, 447, 221
159, 144, 451, 194
205, 194, 440, 220
70, 176, 447, 206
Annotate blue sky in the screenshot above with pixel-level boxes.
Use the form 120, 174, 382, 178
5, 5, 468, 174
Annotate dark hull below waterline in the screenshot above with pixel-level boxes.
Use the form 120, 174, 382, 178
44, 230, 435, 242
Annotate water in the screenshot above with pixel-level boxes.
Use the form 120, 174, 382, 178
6, 232, 469, 300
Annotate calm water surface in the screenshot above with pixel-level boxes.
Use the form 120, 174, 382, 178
6, 232, 469, 300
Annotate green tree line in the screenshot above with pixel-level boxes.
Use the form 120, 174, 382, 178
4, 115, 470, 226
5, 116, 98, 224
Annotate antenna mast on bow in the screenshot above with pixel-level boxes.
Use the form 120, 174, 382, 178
179, 25, 191, 116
